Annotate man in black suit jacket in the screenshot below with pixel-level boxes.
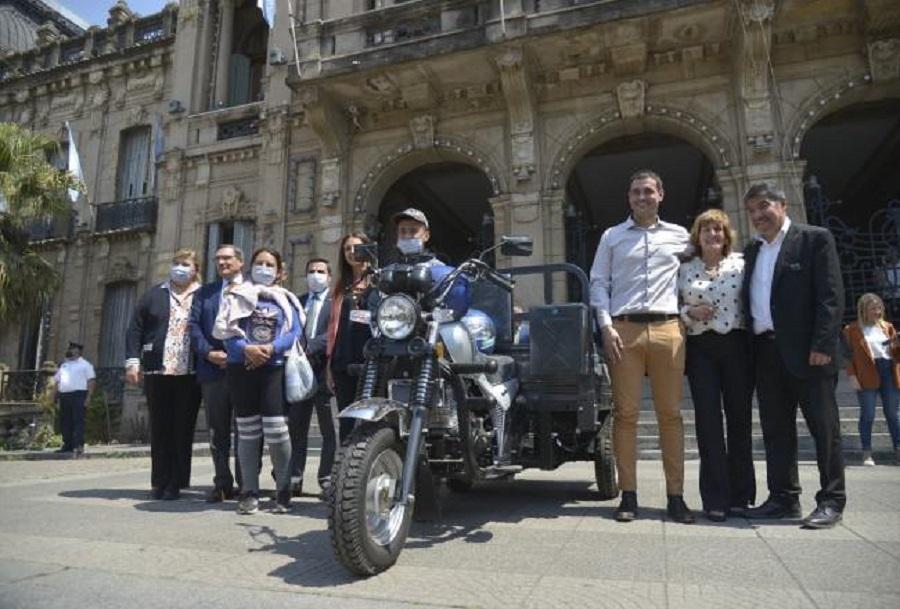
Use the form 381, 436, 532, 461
741, 182, 846, 529
287, 257, 336, 496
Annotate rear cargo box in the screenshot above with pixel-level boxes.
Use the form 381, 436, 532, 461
528, 303, 591, 376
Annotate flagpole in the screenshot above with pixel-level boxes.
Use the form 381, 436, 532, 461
500, 0, 506, 36
286, 0, 303, 78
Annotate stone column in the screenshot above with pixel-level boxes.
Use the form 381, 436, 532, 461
213, 0, 235, 108
541, 189, 568, 303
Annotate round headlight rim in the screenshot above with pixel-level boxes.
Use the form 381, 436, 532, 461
376, 293, 419, 340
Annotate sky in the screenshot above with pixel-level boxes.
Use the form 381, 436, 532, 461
57, 1, 175, 27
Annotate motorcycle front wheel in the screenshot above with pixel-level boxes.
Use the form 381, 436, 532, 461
328, 424, 413, 576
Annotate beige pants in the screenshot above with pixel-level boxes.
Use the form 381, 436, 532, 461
609, 319, 686, 495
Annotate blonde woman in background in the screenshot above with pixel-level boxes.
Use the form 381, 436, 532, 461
842, 293, 900, 465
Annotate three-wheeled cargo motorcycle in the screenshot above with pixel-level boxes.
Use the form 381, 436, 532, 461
326, 236, 617, 575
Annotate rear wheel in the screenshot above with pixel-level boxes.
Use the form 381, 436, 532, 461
594, 419, 618, 500
328, 424, 413, 576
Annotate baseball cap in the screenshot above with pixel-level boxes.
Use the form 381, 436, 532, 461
392, 208, 429, 229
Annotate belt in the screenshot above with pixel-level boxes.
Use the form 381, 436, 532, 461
613, 313, 678, 323
755, 330, 776, 340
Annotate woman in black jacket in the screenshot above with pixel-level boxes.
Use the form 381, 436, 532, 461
125, 249, 202, 500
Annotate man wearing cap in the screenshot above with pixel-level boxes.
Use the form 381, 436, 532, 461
53, 341, 96, 456
590, 169, 695, 524
392, 207, 470, 319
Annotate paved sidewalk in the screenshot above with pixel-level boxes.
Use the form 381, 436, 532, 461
0, 456, 898, 609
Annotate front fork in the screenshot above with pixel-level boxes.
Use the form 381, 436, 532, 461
397, 321, 440, 507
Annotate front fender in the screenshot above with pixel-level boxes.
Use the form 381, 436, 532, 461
338, 397, 410, 433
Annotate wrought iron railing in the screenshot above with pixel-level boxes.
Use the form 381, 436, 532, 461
94, 196, 158, 233
27, 210, 75, 242
218, 116, 260, 140
0, 370, 52, 403
804, 177, 900, 323
94, 368, 125, 405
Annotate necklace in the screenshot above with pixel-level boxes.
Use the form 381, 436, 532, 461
702, 257, 722, 278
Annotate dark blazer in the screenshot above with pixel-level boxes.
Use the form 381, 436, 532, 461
189, 280, 227, 383
300, 290, 332, 380
742, 222, 844, 378
126, 283, 195, 374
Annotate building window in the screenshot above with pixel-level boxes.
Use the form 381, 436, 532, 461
214, 2, 269, 108
116, 126, 152, 201
99, 282, 136, 368
205, 220, 254, 282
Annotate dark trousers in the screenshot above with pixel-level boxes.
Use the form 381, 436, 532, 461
287, 388, 336, 482
754, 336, 846, 510
144, 375, 201, 491
59, 390, 87, 451
686, 331, 756, 512
332, 369, 358, 442
202, 378, 242, 491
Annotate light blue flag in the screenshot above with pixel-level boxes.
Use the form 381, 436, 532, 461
258, 0, 276, 27
64, 121, 84, 204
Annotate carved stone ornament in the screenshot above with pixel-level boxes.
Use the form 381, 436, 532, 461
222, 185, 245, 218
263, 110, 286, 164
740, 0, 775, 23
319, 158, 341, 207
108, 0, 135, 27
409, 114, 435, 149
36, 23, 61, 47
616, 80, 646, 119
128, 105, 148, 126
106, 256, 137, 284
868, 38, 900, 83
511, 133, 535, 181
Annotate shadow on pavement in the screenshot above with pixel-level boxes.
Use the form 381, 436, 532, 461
57, 488, 238, 512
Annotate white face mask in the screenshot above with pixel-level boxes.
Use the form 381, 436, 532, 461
169, 264, 193, 285
251, 265, 277, 286
397, 237, 424, 256
306, 272, 329, 293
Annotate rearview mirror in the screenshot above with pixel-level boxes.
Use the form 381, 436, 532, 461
353, 242, 379, 264
499, 235, 533, 257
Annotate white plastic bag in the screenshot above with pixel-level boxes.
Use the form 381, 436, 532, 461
284, 339, 317, 403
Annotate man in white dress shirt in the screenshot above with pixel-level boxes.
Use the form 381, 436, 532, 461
53, 341, 96, 456
590, 169, 694, 524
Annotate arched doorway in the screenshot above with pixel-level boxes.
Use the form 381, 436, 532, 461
800, 99, 900, 321
565, 133, 719, 293
374, 162, 495, 265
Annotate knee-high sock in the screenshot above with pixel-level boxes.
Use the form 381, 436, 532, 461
263, 415, 292, 492
236, 415, 263, 495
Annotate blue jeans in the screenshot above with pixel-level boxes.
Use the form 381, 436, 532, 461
857, 358, 900, 450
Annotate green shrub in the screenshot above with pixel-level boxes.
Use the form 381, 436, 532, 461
84, 388, 121, 444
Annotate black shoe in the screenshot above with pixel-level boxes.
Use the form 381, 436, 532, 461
272, 489, 291, 514
743, 497, 802, 519
801, 505, 842, 529
615, 491, 638, 522
705, 509, 727, 523
728, 504, 750, 517
150, 486, 165, 500
667, 495, 695, 524
205, 486, 234, 503
162, 485, 180, 501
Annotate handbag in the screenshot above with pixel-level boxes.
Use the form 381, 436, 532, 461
284, 338, 317, 403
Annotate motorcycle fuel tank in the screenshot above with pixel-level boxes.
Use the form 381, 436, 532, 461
438, 321, 477, 363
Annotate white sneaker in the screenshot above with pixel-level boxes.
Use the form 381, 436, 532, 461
862, 452, 875, 467
237, 494, 259, 514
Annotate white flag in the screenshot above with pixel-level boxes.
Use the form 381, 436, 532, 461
65, 121, 84, 204
258, 0, 276, 27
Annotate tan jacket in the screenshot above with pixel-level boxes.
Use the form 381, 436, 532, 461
843, 321, 900, 389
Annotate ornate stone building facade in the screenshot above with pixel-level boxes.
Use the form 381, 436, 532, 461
1, 0, 899, 423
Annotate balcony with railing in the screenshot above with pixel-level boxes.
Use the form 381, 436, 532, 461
294, 0, 713, 79
94, 197, 158, 234
27, 210, 76, 242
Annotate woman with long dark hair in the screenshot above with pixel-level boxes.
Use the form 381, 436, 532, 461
326, 232, 375, 442
215, 247, 302, 514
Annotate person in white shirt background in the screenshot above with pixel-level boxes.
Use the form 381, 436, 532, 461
53, 341, 96, 456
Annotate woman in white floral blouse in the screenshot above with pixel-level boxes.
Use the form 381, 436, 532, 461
678, 209, 756, 522
125, 250, 203, 500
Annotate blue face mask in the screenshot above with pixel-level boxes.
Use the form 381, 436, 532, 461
251, 264, 277, 286
397, 237, 424, 256
169, 264, 193, 285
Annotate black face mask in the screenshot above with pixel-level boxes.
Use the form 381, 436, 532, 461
65, 350, 77, 359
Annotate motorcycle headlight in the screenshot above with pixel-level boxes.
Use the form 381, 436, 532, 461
376, 294, 419, 340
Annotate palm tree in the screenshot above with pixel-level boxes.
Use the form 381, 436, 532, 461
0, 122, 81, 326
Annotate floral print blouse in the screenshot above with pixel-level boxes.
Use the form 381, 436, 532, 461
162, 282, 200, 375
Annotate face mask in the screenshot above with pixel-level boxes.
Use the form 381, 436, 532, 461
397, 237, 424, 256
307, 272, 329, 293
169, 264, 193, 285
251, 264, 277, 286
